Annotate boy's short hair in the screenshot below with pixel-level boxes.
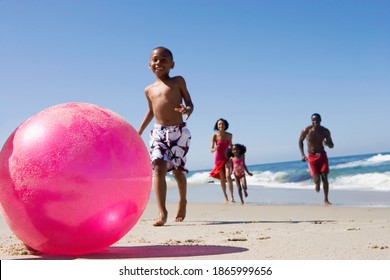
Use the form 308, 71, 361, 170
153, 46, 173, 60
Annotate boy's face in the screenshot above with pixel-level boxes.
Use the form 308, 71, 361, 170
149, 49, 174, 77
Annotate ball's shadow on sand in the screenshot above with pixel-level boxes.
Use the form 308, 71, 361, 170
88, 245, 248, 259
28, 245, 248, 259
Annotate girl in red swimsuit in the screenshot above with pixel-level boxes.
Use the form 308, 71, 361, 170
227, 143, 253, 205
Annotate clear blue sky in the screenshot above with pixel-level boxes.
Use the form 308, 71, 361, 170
1, 0, 389, 170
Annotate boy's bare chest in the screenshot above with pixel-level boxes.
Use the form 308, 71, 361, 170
149, 84, 181, 102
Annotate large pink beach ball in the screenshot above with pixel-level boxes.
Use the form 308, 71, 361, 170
0, 102, 152, 255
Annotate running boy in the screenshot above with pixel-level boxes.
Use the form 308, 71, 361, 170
138, 47, 194, 226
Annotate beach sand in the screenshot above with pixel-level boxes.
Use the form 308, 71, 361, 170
1, 190, 390, 260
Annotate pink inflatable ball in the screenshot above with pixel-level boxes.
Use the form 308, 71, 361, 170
0, 102, 152, 256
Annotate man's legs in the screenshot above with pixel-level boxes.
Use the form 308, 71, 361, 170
321, 173, 332, 205
313, 174, 321, 192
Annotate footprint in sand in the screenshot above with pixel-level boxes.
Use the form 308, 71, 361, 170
347, 227, 361, 231
228, 238, 247, 242
257, 236, 271, 240
369, 245, 388, 250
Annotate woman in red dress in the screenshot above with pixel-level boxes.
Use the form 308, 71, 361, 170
210, 118, 235, 203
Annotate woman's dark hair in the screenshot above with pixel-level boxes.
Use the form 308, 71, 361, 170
214, 118, 229, 131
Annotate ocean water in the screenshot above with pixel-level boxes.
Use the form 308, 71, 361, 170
163, 152, 390, 207
186, 152, 390, 192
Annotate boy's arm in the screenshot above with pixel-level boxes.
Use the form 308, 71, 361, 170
174, 76, 194, 120
137, 91, 154, 135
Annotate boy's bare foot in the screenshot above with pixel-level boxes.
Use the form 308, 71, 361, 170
175, 201, 187, 222
244, 189, 248, 197
230, 198, 236, 203
315, 185, 320, 192
153, 213, 167, 227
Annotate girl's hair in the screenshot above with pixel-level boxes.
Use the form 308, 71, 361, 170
233, 143, 247, 156
214, 118, 229, 131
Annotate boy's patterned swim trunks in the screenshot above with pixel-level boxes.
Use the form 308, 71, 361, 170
149, 123, 191, 173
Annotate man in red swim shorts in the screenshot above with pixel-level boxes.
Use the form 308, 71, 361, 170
299, 113, 334, 205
